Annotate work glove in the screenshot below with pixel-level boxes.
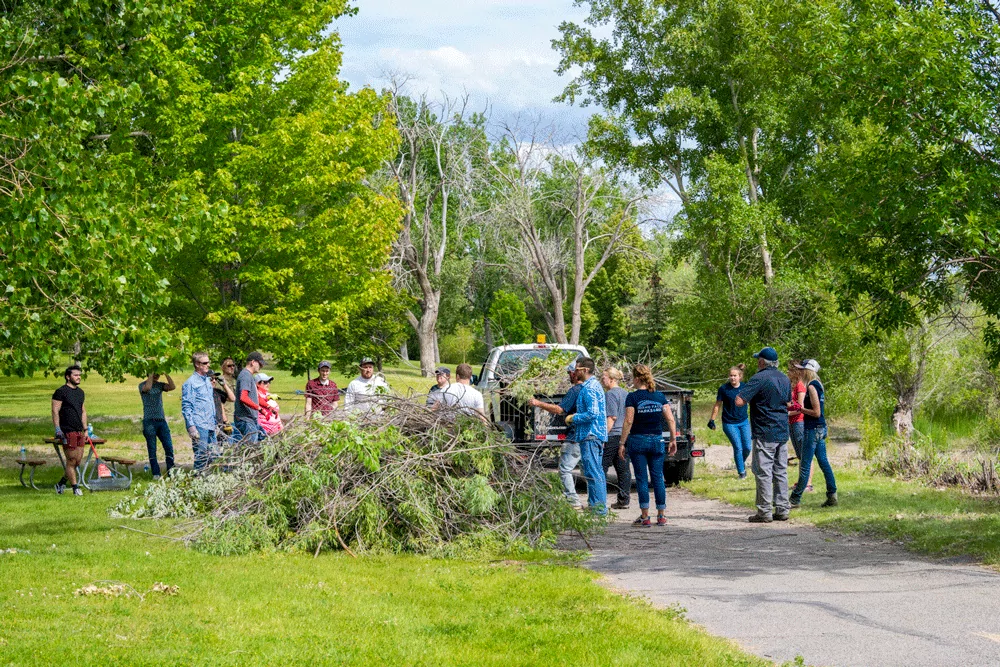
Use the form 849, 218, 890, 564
54, 426, 65, 443
707, 419, 716, 430
187, 425, 200, 441
564, 413, 575, 425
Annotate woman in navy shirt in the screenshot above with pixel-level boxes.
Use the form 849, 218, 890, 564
617, 364, 677, 526
708, 364, 752, 479
790, 359, 838, 507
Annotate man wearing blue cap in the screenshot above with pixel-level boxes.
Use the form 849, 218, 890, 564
735, 346, 793, 523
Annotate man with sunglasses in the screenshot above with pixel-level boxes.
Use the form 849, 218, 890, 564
181, 351, 217, 471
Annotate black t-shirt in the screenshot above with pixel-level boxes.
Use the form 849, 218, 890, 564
625, 390, 669, 436
716, 382, 749, 424
803, 380, 827, 428
52, 385, 85, 432
213, 386, 229, 425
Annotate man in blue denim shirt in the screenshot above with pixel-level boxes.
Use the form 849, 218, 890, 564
565, 358, 608, 515
736, 346, 793, 523
181, 351, 217, 472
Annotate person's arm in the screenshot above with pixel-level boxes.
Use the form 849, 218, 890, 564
81, 404, 88, 434
306, 396, 313, 416
163, 374, 176, 392
569, 387, 597, 428
529, 398, 564, 415
140, 375, 155, 393
221, 377, 234, 402
52, 398, 63, 440
344, 384, 355, 408
607, 415, 615, 432
787, 385, 806, 414
239, 389, 262, 411
181, 384, 199, 438
800, 385, 822, 418
618, 407, 635, 460
663, 403, 677, 456
734, 376, 760, 408
708, 399, 722, 428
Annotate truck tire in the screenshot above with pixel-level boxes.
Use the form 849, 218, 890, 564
680, 456, 695, 482
663, 461, 681, 487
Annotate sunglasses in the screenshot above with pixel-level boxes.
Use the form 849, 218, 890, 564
196, 360, 210, 366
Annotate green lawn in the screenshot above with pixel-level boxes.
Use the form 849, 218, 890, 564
688, 466, 1000, 566
0, 468, 766, 666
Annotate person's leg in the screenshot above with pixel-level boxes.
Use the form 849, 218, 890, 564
602, 436, 617, 498
62, 445, 79, 486
157, 420, 175, 474
751, 439, 776, 518
613, 437, 631, 507
791, 429, 818, 504
579, 438, 607, 513
142, 419, 160, 477
739, 421, 753, 464
630, 450, 650, 515
812, 427, 837, 494
790, 421, 804, 459
193, 426, 212, 472
649, 451, 667, 514
772, 441, 790, 516
722, 422, 746, 476
558, 442, 582, 506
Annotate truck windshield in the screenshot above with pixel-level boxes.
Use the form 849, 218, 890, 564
494, 349, 581, 378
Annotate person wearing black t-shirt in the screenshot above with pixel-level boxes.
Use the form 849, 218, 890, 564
51, 365, 87, 496
708, 364, 752, 479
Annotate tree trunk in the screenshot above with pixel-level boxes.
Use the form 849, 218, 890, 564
399, 340, 409, 363
569, 291, 585, 345
483, 315, 494, 350
550, 306, 569, 344
415, 299, 440, 377
892, 392, 916, 438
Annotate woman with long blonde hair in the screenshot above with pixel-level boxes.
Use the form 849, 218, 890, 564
790, 360, 837, 508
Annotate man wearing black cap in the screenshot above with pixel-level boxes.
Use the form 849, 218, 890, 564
735, 346, 793, 523
345, 358, 389, 413
426, 367, 450, 408
233, 351, 267, 445
306, 360, 340, 418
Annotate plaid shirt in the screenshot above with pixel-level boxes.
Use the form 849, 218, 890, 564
305, 378, 340, 415
571, 376, 608, 443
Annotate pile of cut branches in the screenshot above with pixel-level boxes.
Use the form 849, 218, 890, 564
113, 397, 600, 557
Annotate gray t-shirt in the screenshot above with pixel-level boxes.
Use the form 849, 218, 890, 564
234, 369, 259, 423
138, 381, 167, 421
605, 386, 627, 436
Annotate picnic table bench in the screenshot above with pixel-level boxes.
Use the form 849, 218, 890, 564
17, 458, 48, 490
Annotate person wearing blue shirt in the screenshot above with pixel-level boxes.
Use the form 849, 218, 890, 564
565, 357, 608, 515
708, 364, 752, 479
735, 347, 793, 523
530, 362, 585, 508
181, 352, 217, 472
790, 359, 838, 508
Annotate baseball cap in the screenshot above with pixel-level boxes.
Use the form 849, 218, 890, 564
359, 358, 375, 367
318, 360, 332, 370
247, 351, 266, 367
795, 359, 821, 372
254, 373, 274, 383
434, 367, 451, 376
753, 347, 779, 362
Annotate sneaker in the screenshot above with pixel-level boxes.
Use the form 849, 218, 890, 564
633, 516, 651, 527
806, 484, 814, 492
821, 492, 838, 507
54, 482, 66, 494
611, 501, 630, 510
72, 487, 83, 496
748, 514, 773, 523
656, 516, 667, 526
773, 513, 789, 521
790, 497, 801, 508
152, 475, 162, 481
738, 473, 747, 480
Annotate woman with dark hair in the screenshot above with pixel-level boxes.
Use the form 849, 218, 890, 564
708, 364, 752, 479
790, 360, 838, 508
618, 364, 677, 526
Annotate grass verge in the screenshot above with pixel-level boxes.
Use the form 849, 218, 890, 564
0, 468, 766, 666
687, 465, 1000, 566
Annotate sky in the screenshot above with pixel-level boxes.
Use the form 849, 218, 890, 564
334, 0, 595, 135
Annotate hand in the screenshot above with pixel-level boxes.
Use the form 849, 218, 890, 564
528, 398, 538, 407
187, 425, 200, 441
668, 440, 677, 456
618, 445, 626, 461
564, 413, 575, 425
54, 426, 65, 442
707, 419, 716, 430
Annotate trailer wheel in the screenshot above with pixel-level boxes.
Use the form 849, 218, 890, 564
680, 456, 695, 482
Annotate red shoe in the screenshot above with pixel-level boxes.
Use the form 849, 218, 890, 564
656, 516, 667, 526
633, 516, 651, 527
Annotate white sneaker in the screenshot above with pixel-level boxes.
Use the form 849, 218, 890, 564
72, 487, 83, 496
54, 482, 66, 494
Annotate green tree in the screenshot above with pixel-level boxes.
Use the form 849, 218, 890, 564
488, 290, 533, 345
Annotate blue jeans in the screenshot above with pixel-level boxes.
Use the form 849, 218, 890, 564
579, 437, 608, 515
791, 426, 837, 501
192, 426, 215, 472
628, 434, 666, 511
559, 441, 582, 504
722, 420, 752, 475
142, 419, 174, 476
233, 419, 263, 448
789, 421, 805, 459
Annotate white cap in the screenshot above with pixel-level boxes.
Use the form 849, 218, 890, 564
254, 372, 274, 383
795, 359, 820, 372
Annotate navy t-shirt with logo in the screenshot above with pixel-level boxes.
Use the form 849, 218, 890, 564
625, 390, 669, 435
716, 382, 749, 424
804, 379, 827, 428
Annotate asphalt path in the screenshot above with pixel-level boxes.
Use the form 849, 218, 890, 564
563, 486, 1000, 666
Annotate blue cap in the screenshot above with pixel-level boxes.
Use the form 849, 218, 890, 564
753, 347, 778, 362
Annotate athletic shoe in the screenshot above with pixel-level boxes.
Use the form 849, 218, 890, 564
54, 482, 66, 494
790, 497, 801, 508
774, 513, 789, 521
748, 514, 773, 523
611, 501, 630, 510
738, 473, 747, 480
656, 516, 667, 526
72, 487, 83, 496
633, 516, 651, 527
821, 492, 838, 507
